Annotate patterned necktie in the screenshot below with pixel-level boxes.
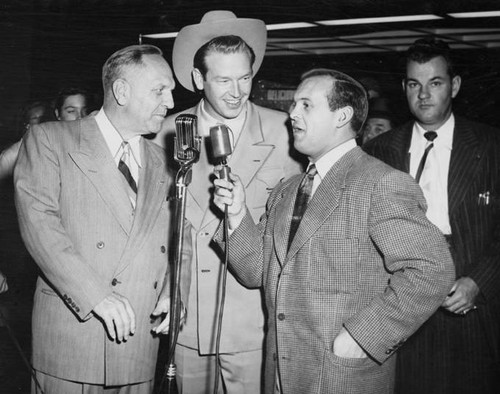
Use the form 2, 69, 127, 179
287, 164, 318, 251
118, 142, 138, 195
415, 131, 437, 183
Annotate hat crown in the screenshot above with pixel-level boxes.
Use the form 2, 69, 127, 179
200, 10, 237, 24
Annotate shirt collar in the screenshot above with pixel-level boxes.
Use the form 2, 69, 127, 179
95, 109, 142, 167
412, 113, 454, 152
311, 138, 357, 181
199, 99, 247, 142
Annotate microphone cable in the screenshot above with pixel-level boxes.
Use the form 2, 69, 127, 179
213, 172, 231, 394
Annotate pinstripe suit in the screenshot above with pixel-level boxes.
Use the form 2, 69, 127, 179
364, 116, 500, 393
14, 117, 174, 386
215, 146, 455, 394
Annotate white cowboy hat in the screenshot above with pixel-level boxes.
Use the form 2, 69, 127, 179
172, 10, 267, 91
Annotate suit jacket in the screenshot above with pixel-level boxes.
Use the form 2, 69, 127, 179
14, 117, 174, 385
155, 101, 302, 354
216, 146, 455, 394
364, 116, 500, 391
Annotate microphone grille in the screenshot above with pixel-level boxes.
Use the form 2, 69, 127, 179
209, 124, 233, 159
175, 114, 198, 161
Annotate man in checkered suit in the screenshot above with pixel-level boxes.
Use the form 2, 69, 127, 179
212, 68, 455, 394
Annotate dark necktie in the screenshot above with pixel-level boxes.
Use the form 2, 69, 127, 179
118, 142, 138, 194
415, 131, 437, 183
287, 164, 318, 251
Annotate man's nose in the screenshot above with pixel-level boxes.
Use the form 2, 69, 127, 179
230, 81, 241, 97
418, 85, 430, 99
162, 90, 174, 109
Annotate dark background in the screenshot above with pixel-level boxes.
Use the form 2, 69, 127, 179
1, 0, 500, 145
1, 1, 500, 393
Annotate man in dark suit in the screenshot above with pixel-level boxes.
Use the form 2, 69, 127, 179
14, 45, 177, 393
212, 68, 455, 394
365, 37, 500, 393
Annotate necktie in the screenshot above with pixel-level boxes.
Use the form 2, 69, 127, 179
415, 131, 437, 183
118, 142, 138, 195
287, 164, 318, 251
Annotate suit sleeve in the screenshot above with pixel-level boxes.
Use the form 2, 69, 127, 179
14, 125, 111, 320
344, 170, 456, 363
212, 181, 290, 288
462, 137, 500, 303
0, 140, 21, 180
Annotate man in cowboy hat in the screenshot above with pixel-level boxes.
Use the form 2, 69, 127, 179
153, 10, 303, 394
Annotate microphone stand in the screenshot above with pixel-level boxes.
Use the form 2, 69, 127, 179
161, 137, 200, 394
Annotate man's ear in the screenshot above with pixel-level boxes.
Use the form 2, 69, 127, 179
337, 106, 354, 128
55, 109, 61, 121
113, 79, 129, 106
401, 78, 407, 92
451, 75, 461, 99
192, 69, 204, 91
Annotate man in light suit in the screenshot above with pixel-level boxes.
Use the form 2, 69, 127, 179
15, 44, 177, 393
153, 11, 302, 394
213, 68, 455, 394
364, 37, 500, 393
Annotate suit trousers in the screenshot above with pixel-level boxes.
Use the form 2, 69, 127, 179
395, 308, 500, 394
175, 344, 263, 394
32, 370, 154, 394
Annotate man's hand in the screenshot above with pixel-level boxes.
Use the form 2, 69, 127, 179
213, 172, 247, 230
150, 297, 186, 335
441, 277, 479, 315
333, 328, 368, 359
0, 271, 8, 294
93, 292, 136, 342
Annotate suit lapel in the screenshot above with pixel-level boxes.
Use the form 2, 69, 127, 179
187, 102, 276, 230
69, 118, 134, 234
230, 103, 275, 189
282, 148, 360, 263
448, 118, 483, 215
115, 140, 170, 275
386, 122, 413, 172
273, 175, 302, 266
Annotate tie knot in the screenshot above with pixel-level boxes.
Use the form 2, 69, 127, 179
306, 164, 318, 178
120, 140, 130, 151
424, 131, 437, 142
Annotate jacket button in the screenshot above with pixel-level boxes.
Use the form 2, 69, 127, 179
278, 313, 285, 321
160, 245, 166, 253
96, 241, 105, 249
111, 278, 120, 286
154, 281, 158, 289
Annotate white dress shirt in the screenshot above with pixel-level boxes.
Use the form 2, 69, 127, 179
199, 99, 247, 152
310, 138, 358, 196
95, 109, 142, 207
409, 114, 454, 234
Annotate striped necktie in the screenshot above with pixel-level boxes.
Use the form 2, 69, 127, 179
118, 142, 138, 195
287, 164, 318, 251
415, 131, 437, 183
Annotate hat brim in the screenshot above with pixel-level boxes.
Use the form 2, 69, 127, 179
173, 18, 267, 91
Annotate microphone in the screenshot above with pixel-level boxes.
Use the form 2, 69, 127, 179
209, 124, 233, 180
174, 114, 201, 165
